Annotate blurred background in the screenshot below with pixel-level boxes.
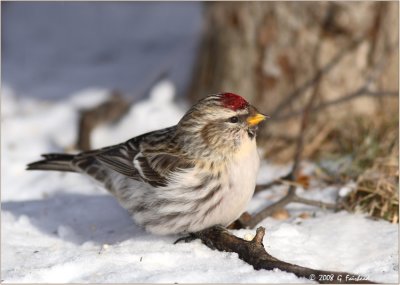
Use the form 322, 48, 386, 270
2, 2, 399, 222
2, 2, 203, 100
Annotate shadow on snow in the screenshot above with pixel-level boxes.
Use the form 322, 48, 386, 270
2, 193, 154, 245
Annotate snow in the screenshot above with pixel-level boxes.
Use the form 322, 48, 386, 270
1, 84, 398, 283
338, 182, 357, 198
91, 79, 183, 149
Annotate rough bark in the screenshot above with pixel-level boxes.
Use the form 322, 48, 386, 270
188, 2, 398, 143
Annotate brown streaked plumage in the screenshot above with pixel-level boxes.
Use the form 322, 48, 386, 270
27, 93, 267, 235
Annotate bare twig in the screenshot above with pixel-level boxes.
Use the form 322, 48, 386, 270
75, 68, 170, 151
76, 91, 130, 151
272, 40, 397, 122
270, 36, 364, 118
247, 25, 326, 228
254, 180, 283, 193
247, 185, 298, 228
255, 177, 308, 193
194, 226, 375, 284
254, 172, 292, 193
273, 88, 398, 122
292, 195, 337, 210
252, 21, 398, 221
248, 187, 338, 229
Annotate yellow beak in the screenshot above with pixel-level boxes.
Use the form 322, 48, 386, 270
247, 113, 268, 126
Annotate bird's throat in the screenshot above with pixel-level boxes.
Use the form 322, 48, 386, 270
247, 127, 257, 139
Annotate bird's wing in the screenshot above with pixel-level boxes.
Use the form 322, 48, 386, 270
77, 126, 194, 187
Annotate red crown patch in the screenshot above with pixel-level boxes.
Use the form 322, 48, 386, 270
220, 93, 249, 111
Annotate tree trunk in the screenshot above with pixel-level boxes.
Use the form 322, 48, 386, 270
188, 2, 398, 139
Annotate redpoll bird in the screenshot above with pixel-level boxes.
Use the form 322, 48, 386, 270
27, 93, 267, 235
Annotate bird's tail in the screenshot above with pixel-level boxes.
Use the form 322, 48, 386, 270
27, 153, 77, 172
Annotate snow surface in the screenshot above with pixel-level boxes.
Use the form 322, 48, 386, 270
1, 84, 398, 283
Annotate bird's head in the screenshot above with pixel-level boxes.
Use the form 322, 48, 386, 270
176, 93, 268, 159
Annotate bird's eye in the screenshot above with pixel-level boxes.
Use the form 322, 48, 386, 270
229, 116, 239, 123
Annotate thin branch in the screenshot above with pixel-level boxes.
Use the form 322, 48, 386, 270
251, 23, 398, 223
255, 178, 304, 193
76, 91, 130, 151
254, 172, 292, 193
194, 226, 375, 284
272, 41, 397, 122
249, 188, 337, 229
254, 180, 283, 193
246, 26, 325, 228
75, 68, 169, 151
273, 88, 398, 121
247, 185, 297, 229
292, 195, 337, 210
270, 36, 364, 118
290, 31, 323, 178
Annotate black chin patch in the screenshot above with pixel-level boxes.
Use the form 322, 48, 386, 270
247, 129, 255, 139
247, 126, 258, 139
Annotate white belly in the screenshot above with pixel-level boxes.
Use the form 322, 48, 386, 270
112, 136, 260, 235
210, 137, 260, 227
